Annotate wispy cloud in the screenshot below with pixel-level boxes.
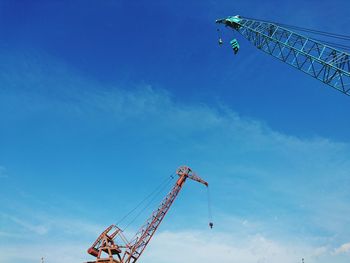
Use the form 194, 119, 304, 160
0, 228, 336, 263
1, 50, 350, 263
334, 243, 350, 255
0, 211, 103, 240
0, 243, 89, 263
142, 230, 333, 263
0, 213, 49, 235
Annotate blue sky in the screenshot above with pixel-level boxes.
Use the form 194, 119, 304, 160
0, 1, 350, 263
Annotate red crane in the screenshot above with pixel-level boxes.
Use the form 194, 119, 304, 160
86, 166, 209, 263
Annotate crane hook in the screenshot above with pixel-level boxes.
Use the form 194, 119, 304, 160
217, 29, 223, 45
207, 186, 213, 229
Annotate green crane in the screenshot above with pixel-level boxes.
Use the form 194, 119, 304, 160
216, 15, 350, 96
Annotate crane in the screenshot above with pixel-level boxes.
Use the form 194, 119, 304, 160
86, 166, 209, 263
216, 15, 350, 96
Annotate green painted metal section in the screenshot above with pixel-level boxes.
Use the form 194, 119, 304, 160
216, 15, 350, 96
230, 38, 240, 54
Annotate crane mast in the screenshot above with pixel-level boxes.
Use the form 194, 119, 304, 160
86, 166, 208, 263
216, 15, 350, 96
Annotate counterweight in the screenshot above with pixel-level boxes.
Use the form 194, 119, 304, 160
216, 15, 350, 96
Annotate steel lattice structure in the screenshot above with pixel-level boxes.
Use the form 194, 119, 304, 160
216, 16, 350, 96
86, 166, 208, 263
123, 178, 183, 263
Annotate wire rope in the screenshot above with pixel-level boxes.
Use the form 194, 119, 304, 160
276, 23, 350, 41
311, 38, 350, 52
121, 174, 176, 232
242, 16, 350, 41
240, 16, 350, 52
207, 186, 213, 229
116, 173, 175, 227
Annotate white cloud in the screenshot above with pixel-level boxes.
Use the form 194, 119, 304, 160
0, 212, 104, 240
1, 213, 49, 235
59, 87, 349, 262
1, 50, 350, 263
0, 243, 89, 263
0, 229, 337, 263
312, 246, 329, 257
141, 230, 334, 263
334, 243, 350, 255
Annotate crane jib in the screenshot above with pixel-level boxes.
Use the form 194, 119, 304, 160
216, 15, 350, 96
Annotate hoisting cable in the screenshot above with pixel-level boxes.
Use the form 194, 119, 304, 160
239, 16, 350, 53
116, 174, 175, 227
276, 23, 350, 51
121, 174, 176, 232
217, 28, 223, 45
242, 16, 350, 41
207, 186, 213, 229
311, 38, 350, 52
275, 23, 350, 41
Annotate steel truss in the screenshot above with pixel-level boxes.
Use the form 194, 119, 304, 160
217, 16, 350, 95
